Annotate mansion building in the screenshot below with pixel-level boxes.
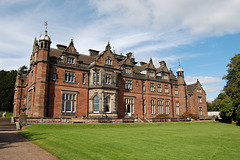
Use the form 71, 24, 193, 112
13, 29, 207, 119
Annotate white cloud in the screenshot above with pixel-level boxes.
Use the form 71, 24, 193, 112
89, 0, 240, 36
207, 97, 215, 103
203, 85, 223, 93
185, 76, 222, 85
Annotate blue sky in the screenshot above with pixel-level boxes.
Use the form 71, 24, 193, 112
1, 0, 240, 102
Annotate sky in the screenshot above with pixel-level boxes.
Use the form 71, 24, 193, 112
1, 0, 240, 102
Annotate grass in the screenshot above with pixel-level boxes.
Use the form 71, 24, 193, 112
20, 122, 240, 160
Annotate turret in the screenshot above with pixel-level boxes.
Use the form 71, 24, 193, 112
177, 65, 185, 85
177, 65, 184, 77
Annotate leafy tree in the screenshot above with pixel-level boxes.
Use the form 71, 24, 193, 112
223, 54, 240, 125
0, 70, 17, 112
215, 93, 234, 123
19, 65, 28, 74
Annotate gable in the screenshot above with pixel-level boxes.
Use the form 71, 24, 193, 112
95, 50, 120, 69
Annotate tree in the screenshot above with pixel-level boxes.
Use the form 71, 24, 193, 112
0, 70, 17, 112
215, 93, 234, 123
223, 54, 240, 125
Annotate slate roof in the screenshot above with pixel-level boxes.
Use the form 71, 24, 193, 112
187, 83, 197, 95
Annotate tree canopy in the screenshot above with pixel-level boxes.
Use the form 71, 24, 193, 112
223, 53, 240, 125
0, 70, 17, 112
215, 93, 234, 123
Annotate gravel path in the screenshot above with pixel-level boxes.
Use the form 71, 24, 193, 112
0, 131, 59, 160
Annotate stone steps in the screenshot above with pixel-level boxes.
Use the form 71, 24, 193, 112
0, 118, 16, 131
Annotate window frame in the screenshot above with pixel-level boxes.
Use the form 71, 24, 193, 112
65, 71, 75, 83
151, 99, 156, 115
61, 93, 77, 113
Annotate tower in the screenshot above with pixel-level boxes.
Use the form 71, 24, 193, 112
32, 23, 51, 117
177, 65, 185, 85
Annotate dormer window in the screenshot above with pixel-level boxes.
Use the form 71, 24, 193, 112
67, 57, 74, 64
105, 57, 112, 65
125, 68, 131, 74
149, 72, 154, 77
140, 70, 147, 75
163, 74, 168, 80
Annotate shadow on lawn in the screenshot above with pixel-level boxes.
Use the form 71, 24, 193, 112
0, 131, 45, 149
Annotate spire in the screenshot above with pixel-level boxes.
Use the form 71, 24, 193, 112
149, 57, 153, 63
105, 41, 111, 51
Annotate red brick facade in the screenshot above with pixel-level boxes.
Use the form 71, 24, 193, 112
13, 30, 207, 118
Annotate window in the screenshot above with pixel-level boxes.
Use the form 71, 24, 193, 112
198, 96, 202, 103
157, 84, 162, 93
164, 85, 169, 94
105, 74, 111, 84
125, 98, 134, 114
125, 68, 131, 74
105, 57, 112, 65
136, 81, 139, 87
166, 101, 170, 115
149, 72, 154, 77
28, 91, 32, 115
125, 80, 132, 89
82, 73, 86, 84
176, 102, 180, 115
94, 96, 99, 113
67, 57, 74, 64
105, 96, 110, 112
65, 72, 75, 83
30, 70, 33, 82
175, 87, 178, 95
143, 99, 146, 115
197, 88, 202, 93
119, 79, 121, 85
143, 82, 146, 91
199, 107, 203, 116
151, 99, 156, 115
157, 100, 164, 114
93, 73, 99, 84
53, 69, 57, 81
163, 74, 168, 80
150, 83, 155, 92
62, 93, 76, 113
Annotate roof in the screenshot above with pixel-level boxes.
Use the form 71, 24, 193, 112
78, 54, 96, 64
49, 48, 62, 58
187, 83, 197, 95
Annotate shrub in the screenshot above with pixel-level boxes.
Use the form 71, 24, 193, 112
180, 111, 199, 120
156, 114, 170, 119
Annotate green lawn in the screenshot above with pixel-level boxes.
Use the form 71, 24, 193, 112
20, 122, 240, 160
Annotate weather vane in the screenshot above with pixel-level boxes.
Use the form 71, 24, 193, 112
44, 21, 48, 30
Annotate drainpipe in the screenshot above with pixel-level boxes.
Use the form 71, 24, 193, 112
171, 83, 174, 117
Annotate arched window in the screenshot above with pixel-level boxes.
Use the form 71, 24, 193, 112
105, 57, 112, 65
105, 96, 110, 112
94, 96, 99, 113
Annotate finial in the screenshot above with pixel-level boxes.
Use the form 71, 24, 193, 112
106, 41, 111, 50
44, 21, 48, 31
149, 57, 153, 63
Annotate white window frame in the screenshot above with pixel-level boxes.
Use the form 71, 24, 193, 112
176, 102, 180, 115
150, 83, 155, 92
164, 85, 169, 94
125, 80, 132, 89
65, 71, 75, 83
157, 84, 162, 93
166, 101, 170, 115
62, 93, 77, 113
151, 99, 156, 115
158, 100, 164, 114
